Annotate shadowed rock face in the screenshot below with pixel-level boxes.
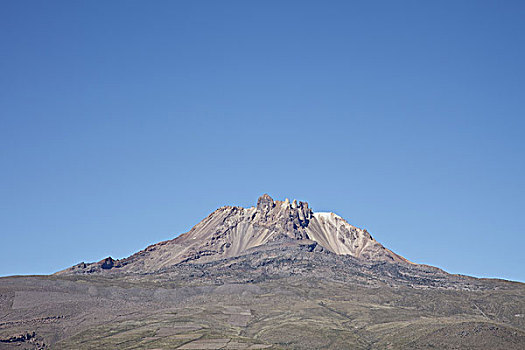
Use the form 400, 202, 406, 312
61, 195, 408, 274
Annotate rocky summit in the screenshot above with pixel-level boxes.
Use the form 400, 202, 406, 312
1, 195, 524, 349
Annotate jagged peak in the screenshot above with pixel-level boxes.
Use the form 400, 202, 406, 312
256, 193, 275, 211
256, 194, 309, 210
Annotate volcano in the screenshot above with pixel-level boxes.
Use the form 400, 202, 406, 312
1, 195, 524, 349
61, 194, 409, 275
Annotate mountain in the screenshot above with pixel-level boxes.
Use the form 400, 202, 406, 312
60, 194, 409, 274
1, 195, 524, 350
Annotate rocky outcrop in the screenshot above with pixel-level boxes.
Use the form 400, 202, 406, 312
0, 331, 48, 349
256, 193, 275, 211
0, 332, 35, 343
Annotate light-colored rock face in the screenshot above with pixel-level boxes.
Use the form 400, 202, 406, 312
307, 212, 408, 262
109, 195, 409, 273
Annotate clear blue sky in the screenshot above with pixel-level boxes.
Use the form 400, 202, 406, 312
1, 1, 524, 281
